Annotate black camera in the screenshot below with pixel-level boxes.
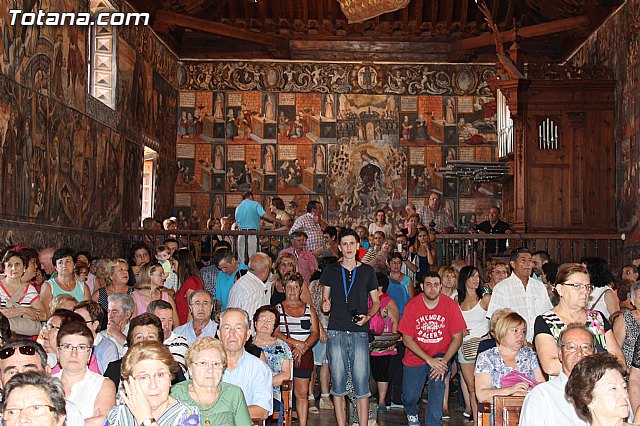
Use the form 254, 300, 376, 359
351, 309, 364, 323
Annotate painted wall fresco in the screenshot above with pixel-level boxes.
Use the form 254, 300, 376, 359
177, 62, 501, 230
0, 0, 179, 254
569, 0, 640, 250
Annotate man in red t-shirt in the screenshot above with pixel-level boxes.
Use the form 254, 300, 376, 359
398, 271, 466, 426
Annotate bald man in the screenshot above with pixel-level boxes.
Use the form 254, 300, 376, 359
226, 252, 272, 320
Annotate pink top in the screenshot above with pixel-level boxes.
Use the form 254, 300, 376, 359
132, 290, 169, 316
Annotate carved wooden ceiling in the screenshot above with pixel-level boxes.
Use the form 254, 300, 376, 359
129, 0, 624, 62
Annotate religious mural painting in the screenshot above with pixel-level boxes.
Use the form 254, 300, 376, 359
175, 62, 502, 230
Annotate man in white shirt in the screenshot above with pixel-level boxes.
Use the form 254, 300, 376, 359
227, 252, 272, 320
486, 247, 552, 342
520, 324, 594, 426
174, 290, 218, 344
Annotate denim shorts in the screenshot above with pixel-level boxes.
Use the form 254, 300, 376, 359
312, 340, 328, 366
326, 330, 371, 398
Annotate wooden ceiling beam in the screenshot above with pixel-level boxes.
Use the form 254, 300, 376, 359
452, 14, 590, 51
210, 0, 229, 20
154, 10, 289, 50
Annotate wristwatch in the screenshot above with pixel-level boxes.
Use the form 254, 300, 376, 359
141, 418, 156, 426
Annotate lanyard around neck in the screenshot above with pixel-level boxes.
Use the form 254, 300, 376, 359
341, 265, 357, 303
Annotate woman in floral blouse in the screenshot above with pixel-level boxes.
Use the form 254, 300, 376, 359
475, 311, 546, 403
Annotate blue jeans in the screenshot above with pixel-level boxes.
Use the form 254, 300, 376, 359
402, 355, 449, 426
326, 330, 371, 398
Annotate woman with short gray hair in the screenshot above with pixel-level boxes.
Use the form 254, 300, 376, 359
2, 372, 67, 426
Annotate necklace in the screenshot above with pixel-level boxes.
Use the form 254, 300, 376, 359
191, 383, 220, 407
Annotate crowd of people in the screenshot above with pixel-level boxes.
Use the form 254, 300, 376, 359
1, 191, 640, 426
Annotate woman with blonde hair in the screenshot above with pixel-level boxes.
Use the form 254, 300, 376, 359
171, 337, 251, 425
475, 312, 546, 403
131, 261, 178, 323
105, 341, 199, 425
438, 265, 458, 299
91, 259, 133, 313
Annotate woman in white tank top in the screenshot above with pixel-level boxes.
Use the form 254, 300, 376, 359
457, 265, 491, 423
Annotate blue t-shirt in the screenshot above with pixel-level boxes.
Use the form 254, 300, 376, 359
216, 262, 248, 310
235, 199, 266, 230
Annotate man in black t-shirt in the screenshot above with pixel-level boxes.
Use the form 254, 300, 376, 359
476, 206, 512, 254
321, 228, 379, 426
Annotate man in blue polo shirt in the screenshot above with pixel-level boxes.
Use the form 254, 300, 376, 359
235, 191, 282, 262
214, 248, 248, 312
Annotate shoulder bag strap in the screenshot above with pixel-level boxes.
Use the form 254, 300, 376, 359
590, 288, 608, 311
280, 303, 291, 338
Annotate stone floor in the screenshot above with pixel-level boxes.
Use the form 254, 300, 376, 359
304, 402, 473, 425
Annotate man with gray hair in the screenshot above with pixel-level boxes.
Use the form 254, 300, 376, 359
98, 292, 134, 357
173, 290, 218, 344
227, 252, 272, 320
219, 307, 273, 421
520, 323, 595, 426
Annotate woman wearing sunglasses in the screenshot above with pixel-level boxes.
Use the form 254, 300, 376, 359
52, 321, 116, 426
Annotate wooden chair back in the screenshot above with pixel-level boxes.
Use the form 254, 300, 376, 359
493, 395, 525, 426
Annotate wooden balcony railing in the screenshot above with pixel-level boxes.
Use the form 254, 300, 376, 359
121, 229, 626, 269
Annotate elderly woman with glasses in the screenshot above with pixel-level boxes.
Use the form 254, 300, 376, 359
106, 340, 199, 426
534, 263, 625, 376
171, 336, 250, 425
53, 321, 116, 426
253, 305, 293, 425
2, 372, 67, 426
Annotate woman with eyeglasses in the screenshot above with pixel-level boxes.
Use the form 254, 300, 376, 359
171, 336, 250, 425
53, 320, 116, 426
253, 305, 293, 425
2, 372, 67, 426
534, 263, 625, 376
106, 340, 199, 426
132, 262, 179, 324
